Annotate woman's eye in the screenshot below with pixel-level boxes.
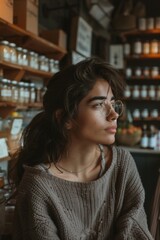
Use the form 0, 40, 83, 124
93, 102, 104, 108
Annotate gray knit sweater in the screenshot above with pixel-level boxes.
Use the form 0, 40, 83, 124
13, 146, 153, 240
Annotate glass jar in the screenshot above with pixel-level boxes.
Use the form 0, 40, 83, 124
1, 78, 8, 101
123, 43, 131, 56
34, 53, 39, 69
16, 47, 23, 65
146, 17, 154, 30
29, 83, 36, 103
138, 18, 146, 30
29, 51, 35, 68
124, 85, 131, 98
142, 41, 150, 54
141, 108, 149, 119
156, 86, 160, 100
155, 17, 160, 29
150, 39, 159, 54
150, 109, 159, 118
151, 66, 159, 77
9, 43, 17, 63
39, 55, 46, 71
0, 40, 10, 61
125, 67, 132, 78
143, 67, 150, 77
135, 67, 142, 77
22, 49, 28, 66
54, 60, 59, 73
49, 59, 55, 73
132, 109, 140, 119
133, 40, 142, 55
7, 79, 12, 102
24, 82, 30, 104
11, 81, 19, 102
18, 82, 25, 104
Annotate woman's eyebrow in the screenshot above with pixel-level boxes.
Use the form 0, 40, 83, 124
87, 96, 115, 103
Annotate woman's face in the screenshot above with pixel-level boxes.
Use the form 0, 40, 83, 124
68, 79, 120, 145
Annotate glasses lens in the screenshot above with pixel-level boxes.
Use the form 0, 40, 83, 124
114, 100, 123, 116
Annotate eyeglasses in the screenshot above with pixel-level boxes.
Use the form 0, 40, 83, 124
98, 99, 124, 117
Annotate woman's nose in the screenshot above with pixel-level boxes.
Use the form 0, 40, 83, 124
106, 107, 119, 121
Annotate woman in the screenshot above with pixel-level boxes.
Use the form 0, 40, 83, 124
12, 57, 153, 239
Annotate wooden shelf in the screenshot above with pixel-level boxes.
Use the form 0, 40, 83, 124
121, 29, 160, 37
121, 146, 160, 154
126, 54, 160, 60
0, 18, 67, 60
126, 76, 160, 80
0, 60, 53, 81
124, 98, 159, 102
133, 118, 160, 122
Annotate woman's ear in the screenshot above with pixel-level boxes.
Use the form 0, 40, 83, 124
65, 120, 73, 130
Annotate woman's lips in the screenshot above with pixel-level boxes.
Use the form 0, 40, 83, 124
105, 127, 117, 133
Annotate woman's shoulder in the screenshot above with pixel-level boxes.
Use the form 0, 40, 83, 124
18, 165, 53, 193
111, 145, 136, 169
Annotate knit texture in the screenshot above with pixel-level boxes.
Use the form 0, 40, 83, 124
13, 146, 153, 240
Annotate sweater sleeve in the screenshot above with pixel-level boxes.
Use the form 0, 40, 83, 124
13, 180, 61, 240
114, 149, 153, 240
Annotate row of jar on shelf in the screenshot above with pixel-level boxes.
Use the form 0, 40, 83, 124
132, 108, 159, 120
123, 39, 160, 56
125, 66, 160, 78
0, 40, 59, 73
0, 78, 46, 104
138, 17, 160, 31
124, 85, 160, 100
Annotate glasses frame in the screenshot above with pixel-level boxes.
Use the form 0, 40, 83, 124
100, 99, 124, 117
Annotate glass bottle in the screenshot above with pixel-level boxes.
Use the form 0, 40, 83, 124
148, 125, 157, 150
141, 85, 148, 99
132, 85, 140, 99
148, 85, 156, 99
140, 124, 149, 149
